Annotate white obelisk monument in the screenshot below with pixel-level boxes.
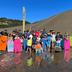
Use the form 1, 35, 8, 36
22, 6, 26, 33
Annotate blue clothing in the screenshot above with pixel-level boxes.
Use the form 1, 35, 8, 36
56, 39, 62, 47
47, 35, 51, 47
32, 37, 36, 44
41, 38, 47, 51
23, 39, 27, 51
7, 40, 14, 52
36, 50, 42, 56
56, 42, 61, 47
61, 39, 64, 50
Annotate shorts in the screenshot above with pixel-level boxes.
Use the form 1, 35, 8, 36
27, 46, 32, 48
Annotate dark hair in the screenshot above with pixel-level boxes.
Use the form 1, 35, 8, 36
1, 31, 4, 35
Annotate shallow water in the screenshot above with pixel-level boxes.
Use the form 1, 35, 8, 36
0, 50, 72, 72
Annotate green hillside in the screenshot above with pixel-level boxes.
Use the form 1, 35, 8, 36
0, 17, 30, 28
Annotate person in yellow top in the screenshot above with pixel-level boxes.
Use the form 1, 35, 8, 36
27, 38, 32, 47
0, 31, 7, 52
27, 37, 32, 55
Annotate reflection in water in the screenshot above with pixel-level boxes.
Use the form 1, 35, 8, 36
13, 53, 22, 65
26, 57, 33, 66
0, 51, 71, 72
0, 53, 22, 67
54, 52, 62, 64
64, 50, 70, 63
0, 51, 64, 68
0, 53, 14, 67
70, 48, 72, 59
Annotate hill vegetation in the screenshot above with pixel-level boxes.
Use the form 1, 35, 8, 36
0, 17, 30, 28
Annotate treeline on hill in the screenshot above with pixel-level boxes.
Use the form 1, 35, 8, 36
0, 17, 30, 28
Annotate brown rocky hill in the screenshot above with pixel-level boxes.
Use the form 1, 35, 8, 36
0, 10, 72, 34
31, 10, 72, 34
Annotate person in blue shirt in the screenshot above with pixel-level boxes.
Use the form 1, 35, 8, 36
46, 33, 52, 52
41, 35, 47, 52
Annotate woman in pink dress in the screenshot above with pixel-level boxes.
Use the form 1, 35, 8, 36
14, 35, 22, 53
64, 33, 70, 63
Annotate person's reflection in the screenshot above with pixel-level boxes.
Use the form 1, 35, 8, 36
13, 53, 22, 65
54, 52, 61, 64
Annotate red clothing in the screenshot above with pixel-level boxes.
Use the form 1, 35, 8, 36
34, 31, 40, 37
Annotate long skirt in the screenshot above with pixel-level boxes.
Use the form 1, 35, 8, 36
14, 39, 22, 53
7, 40, 14, 52
64, 39, 70, 62
64, 49, 70, 62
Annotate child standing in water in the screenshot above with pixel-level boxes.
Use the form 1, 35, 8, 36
47, 32, 52, 53
51, 31, 56, 52
7, 34, 14, 52
35, 41, 43, 56
64, 33, 70, 63
27, 37, 32, 55
0, 31, 7, 52
14, 35, 22, 53
34, 41, 43, 66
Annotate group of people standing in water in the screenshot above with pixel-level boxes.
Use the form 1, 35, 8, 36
0, 29, 72, 66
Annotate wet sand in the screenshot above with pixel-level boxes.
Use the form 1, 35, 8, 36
0, 51, 72, 72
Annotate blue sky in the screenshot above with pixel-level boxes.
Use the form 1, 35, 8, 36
0, 0, 72, 23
